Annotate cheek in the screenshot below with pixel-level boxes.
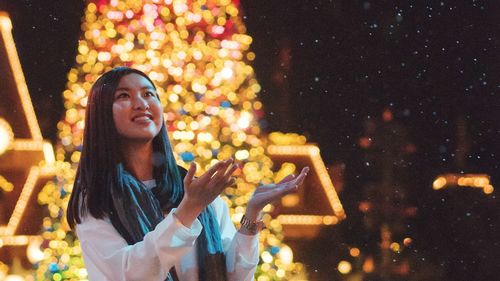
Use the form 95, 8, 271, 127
151, 102, 164, 123
112, 104, 128, 130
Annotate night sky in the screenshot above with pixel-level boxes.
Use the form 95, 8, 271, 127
1, 0, 499, 280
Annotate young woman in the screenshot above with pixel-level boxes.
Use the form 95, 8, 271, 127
67, 67, 309, 281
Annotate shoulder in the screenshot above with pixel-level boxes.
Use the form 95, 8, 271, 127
75, 212, 113, 236
75, 213, 127, 244
77, 212, 112, 230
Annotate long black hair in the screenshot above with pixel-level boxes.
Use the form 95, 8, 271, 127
67, 67, 227, 280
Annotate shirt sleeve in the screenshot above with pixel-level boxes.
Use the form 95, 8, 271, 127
76, 210, 202, 281
213, 196, 260, 281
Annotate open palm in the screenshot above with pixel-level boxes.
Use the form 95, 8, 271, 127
246, 167, 310, 220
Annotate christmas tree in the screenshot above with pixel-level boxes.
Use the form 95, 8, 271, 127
35, 0, 306, 280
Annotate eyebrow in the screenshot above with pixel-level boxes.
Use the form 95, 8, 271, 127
115, 86, 156, 92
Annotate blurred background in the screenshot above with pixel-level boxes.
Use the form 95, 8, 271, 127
0, 0, 498, 280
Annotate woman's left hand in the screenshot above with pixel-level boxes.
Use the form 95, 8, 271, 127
244, 166, 310, 221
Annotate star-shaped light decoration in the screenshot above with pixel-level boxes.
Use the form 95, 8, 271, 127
0, 12, 56, 268
267, 132, 345, 239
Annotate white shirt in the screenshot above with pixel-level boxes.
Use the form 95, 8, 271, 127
76, 180, 259, 281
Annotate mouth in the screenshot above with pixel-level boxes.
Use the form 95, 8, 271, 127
132, 113, 153, 122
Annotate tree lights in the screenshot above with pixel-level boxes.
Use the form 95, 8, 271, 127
34, 1, 318, 280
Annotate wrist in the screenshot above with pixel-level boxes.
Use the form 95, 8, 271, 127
244, 205, 261, 221
175, 197, 203, 227
239, 214, 265, 235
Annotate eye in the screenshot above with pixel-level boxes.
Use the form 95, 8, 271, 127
115, 92, 130, 99
143, 91, 158, 99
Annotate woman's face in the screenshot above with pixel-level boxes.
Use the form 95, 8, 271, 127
112, 73, 163, 144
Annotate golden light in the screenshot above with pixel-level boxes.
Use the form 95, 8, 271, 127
281, 194, 300, 207
403, 237, 413, 246
261, 251, 273, 264
235, 149, 249, 160
78, 268, 88, 279
349, 247, 360, 257
363, 256, 375, 273
26, 236, 44, 264
20, 0, 312, 278
237, 111, 252, 129
0, 176, 14, 192
0, 118, 14, 155
432, 176, 446, 190
0, 13, 58, 277
5, 275, 24, 281
0, 263, 7, 280
0, 12, 43, 141
390, 242, 401, 252
268, 143, 346, 226
337, 260, 352, 274
433, 174, 494, 195
483, 185, 494, 194
277, 245, 293, 266
42, 142, 56, 165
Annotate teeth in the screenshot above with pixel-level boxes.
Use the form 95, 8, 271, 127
133, 116, 151, 121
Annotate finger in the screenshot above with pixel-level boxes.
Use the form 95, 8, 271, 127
278, 174, 295, 185
257, 185, 296, 205
297, 167, 310, 178
253, 183, 277, 193
226, 176, 236, 188
213, 159, 235, 181
199, 160, 228, 183
184, 162, 196, 187
301, 166, 310, 175
221, 163, 238, 185
223, 160, 237, 178
292, 167, 310, 185
211, 159, 233, 177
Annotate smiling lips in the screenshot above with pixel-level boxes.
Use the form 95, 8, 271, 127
132, 113, 153, 122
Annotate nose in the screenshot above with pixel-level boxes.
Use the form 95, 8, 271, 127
132, 95, 149, 110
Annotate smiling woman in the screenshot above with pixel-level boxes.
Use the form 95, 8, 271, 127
66, 66, 309, 281
112, 73, 163, 146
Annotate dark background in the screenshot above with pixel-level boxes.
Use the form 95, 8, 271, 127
0, 0, 499, 280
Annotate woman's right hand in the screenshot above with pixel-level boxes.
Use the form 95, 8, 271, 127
174, 159, 237, 227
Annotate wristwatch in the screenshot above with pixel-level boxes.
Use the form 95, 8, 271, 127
240, 214, 265, 234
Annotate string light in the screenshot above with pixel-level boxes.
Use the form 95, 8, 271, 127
0, 13, 43, 141
0, 175, 14, 192
0, 12, 58, 278
0, 118, 14, 155
34, 1, 311, 279
3, 166, 56, 236
433, 174, 494, 195
337, 260, 352, 274
268, 142, 346, 225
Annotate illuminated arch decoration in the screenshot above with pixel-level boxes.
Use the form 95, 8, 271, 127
433, 173, 494, 195
266, 133, 346, 238
0, 12, 55, 256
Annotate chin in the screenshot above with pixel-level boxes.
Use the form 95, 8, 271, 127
120, 131, 160, 143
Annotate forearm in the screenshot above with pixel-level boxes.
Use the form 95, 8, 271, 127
77, 213, 202, 280
175, 197, 204, 227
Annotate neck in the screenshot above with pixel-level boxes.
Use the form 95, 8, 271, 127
121, 141, 154, 181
